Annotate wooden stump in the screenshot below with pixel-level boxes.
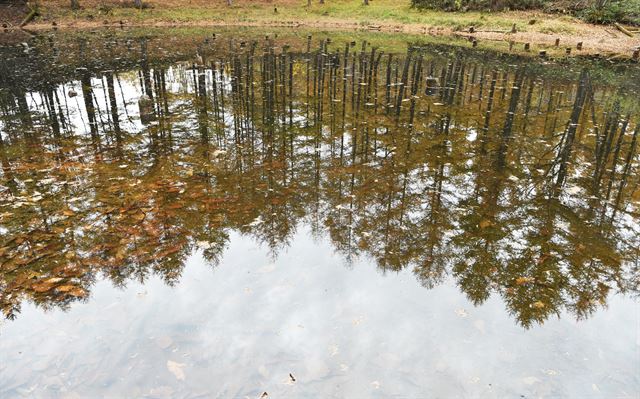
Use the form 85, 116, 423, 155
425, 77, 439, 96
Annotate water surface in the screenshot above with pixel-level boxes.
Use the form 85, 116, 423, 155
0, 28, 639, 398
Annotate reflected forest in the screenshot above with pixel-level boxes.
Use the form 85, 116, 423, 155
1, 32, 639, 328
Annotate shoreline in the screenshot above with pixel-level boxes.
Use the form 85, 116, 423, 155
2, 2, 639, 59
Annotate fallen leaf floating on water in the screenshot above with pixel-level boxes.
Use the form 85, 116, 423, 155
531, 301, 546, 309
166, 360, 186, 381
515, 276, 535, 285
156, 336, 173, 350
56, 285, 75, 293
68, 287, 85, 297
289, 373, 296, 382
479, 219, 492, 229
455, 308, 468, 318
32, 278, 64, 293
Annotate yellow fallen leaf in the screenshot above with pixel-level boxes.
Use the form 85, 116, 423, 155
479, 219, 492, 229
167, 360, 186, 381
33, 284, 54, 293
531, 301, 545, 309
515, 276, 535, 285
69, 287, 86, 297
32, 277, 63, 293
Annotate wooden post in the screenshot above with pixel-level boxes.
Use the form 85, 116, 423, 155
555, 38, 560, 47
472, 39, 478, 48
539, 50, 547, 58
576, 42, 583, 50
565, 47, 572, 55
425, 77, 439, 96
509, 41, 514, 51
511, 23, 517, 33
524, 43, 530, 51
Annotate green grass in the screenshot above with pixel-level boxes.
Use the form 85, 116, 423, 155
39, 0, 584, 36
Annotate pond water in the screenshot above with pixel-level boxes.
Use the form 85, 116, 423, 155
0, 28, 639, 398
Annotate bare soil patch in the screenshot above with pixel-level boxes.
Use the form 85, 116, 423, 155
0, 0, 29, 27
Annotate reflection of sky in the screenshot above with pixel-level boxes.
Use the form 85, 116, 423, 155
1, 227, 638, 398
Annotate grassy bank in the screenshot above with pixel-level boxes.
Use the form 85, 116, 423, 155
34, 0, 591, 33
3, 0, 640, 57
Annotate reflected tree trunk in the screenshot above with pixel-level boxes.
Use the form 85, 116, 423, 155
554, 70, 590, 192
81, 72, 98, 137
105, 72, 121, 138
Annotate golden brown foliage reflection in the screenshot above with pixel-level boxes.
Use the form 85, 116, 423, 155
1, 35, 639, 327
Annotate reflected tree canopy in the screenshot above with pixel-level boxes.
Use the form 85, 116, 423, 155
1, 31, 639, 328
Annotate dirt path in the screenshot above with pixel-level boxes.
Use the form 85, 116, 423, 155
2, 5, 639, 58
